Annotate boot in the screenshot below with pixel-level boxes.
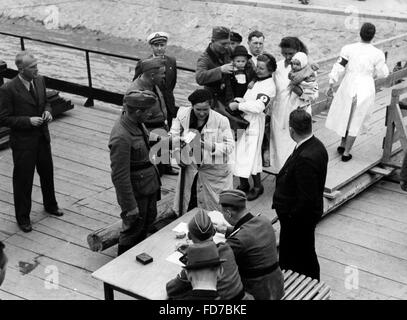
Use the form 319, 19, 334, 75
247, 174, 264, 201
237, 177, 250, 194
117, 244, 133, 256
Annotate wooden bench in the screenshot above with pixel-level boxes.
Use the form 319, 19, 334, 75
282, 269, 331, 300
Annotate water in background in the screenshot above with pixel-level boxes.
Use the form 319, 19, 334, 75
0, 34, 197, 109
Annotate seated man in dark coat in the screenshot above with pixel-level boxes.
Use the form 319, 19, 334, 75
215, 190, 284, 300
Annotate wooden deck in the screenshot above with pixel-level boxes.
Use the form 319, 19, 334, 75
0, 101, 406, 300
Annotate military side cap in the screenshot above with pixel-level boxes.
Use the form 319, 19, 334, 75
212, 26, 230, 41
188, 88, 212, 106
188, 208, 215, 241
123, 90, 157, 109
219, 189, 247, 207
140, 57, 166, 73
147, 31, 169, 45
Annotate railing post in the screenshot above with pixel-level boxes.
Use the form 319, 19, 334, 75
84, 50, 94, 107
20, 37, 25, 51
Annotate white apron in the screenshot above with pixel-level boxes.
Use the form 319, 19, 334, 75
325, 42, 389, 137
234, 77, 276, 178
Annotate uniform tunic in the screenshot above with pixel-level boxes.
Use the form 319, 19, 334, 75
234, 77, 276, 178
226, 213, 284, 300
325, 42, 389, 137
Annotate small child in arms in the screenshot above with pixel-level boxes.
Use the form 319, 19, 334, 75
288, 52, 319, 109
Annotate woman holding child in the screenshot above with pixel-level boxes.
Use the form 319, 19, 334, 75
229, 50, 277, 201
269, 37, 317, 174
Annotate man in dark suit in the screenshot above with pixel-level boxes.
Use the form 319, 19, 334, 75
0, 51, 63, 233
133, 31, 177, 129
272, 109, 328, 281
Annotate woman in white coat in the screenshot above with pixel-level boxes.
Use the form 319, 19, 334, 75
229, 53, 277, 201
269, 37, 310, 174
326, 22, 389, 161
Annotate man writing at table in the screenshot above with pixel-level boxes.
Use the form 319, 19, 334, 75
166, 208, 249, 300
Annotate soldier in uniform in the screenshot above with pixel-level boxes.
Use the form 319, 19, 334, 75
109, 90, 161, 255
215, 189, 284, 300
128, 57, 177, 176
133, 31, 178, 129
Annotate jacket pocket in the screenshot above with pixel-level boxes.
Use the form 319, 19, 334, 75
131, 166, 160, 196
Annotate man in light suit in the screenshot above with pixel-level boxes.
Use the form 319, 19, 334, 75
0, 51, 63, 233
272, 109, 328, 281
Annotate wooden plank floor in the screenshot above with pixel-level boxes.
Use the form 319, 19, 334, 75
1, 103, 406, 300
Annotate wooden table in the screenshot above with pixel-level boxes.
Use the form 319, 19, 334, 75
92, 208, 200, 300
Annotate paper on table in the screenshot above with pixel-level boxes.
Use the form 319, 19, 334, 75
207, 210, 232, 227
172, 222, 188, 234
166, 251, 185, 267
213, 232, 226, 244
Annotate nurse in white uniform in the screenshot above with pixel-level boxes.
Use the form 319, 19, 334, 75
269, 37, 310, 174
326, 22, 389, 162
229, 53, 277, 201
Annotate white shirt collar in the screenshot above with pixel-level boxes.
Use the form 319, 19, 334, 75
296, 134, 313, 149
18, 74, 34, 91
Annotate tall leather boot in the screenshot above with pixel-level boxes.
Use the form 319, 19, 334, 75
117, 244, 133, 256
247, 173, 264, 201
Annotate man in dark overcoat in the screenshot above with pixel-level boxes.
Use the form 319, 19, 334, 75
273, 109, 328, 280
0, 51, 63, 233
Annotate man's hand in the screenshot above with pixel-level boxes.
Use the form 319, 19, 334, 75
228, 102, 239, 111
291, 85, 303, 97
220, 63, 234, 74
326, 85, 334, 98
42, 111, 53, 122
30, 117, 44, 127
401, 181, 407, 192
173, 148, 187, 168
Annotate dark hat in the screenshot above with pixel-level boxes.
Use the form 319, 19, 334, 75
147, 31, 169, 44
188, 209, 216, 241
230, 31, 242, 43
231, 45, 252, 59
212, 26, 230, 41
184, 241, 226, 270
188, 88, 212, 106
123, 90, 157, 109
219, 189, 247, 207
140, 57, 166, 73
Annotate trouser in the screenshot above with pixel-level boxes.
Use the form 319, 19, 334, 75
278, 215, 320, 281
242, 268, 285, 300
12, 136, 58, 225
118, 192, 158, 248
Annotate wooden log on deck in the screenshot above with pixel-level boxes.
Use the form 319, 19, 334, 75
87, 198, 173, 252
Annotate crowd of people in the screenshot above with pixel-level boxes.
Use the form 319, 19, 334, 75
0, 21, 400, 299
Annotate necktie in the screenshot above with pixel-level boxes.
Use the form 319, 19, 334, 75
29, 82, 38, 104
